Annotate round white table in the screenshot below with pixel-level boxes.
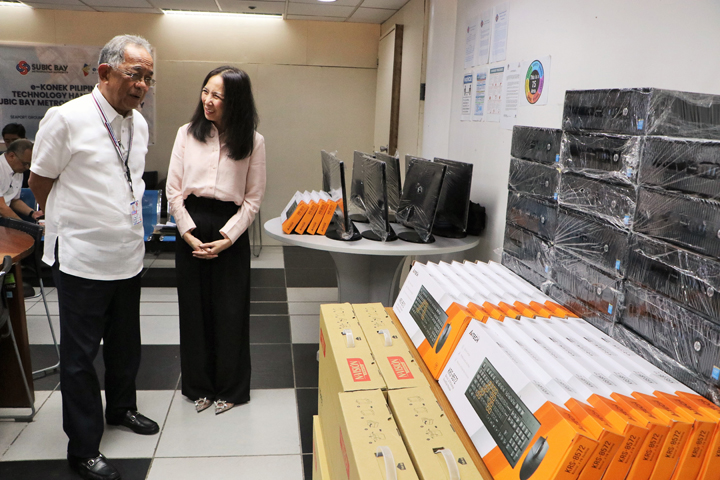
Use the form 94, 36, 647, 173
264, 217, 480, 305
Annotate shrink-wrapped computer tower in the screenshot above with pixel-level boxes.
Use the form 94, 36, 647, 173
558, 173, 637, 230
506, 191, 558, 241
510, 125, 563, 164
502, 223, 553, 278
508, 157, 560, 201
559, 132, 641, 185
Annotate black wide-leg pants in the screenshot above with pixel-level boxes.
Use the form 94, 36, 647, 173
53, 263, 141, 458
176, 195, 251, 404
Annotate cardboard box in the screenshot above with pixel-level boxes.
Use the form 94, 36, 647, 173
675, 392, 720, 480
313, 415, 331, 480
307, 192, 331, 235
387, 384, 485, 480
281, 191, 309, 234
335, 389, 420, 480
317, 198, 338, 235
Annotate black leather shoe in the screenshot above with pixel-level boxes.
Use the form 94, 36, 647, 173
107, 410, 159, 435
68, 453, 121, 480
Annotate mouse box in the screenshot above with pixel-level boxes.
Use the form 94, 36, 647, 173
675, 392, 720, 480
439, 319, 598, 480
313, 416, 331, 480
387, 385, 485, 480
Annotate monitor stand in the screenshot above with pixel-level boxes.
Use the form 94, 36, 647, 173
349, 214, 368, 223
432, 226, 467, 239
361, 225, 398, 242
398, 230, 435, 244
325, 220, 363, 241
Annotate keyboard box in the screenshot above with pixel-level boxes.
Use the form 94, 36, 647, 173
562, 88, 720, 139
510, 125, 563, 165
393, 263, 475, 379
312, 416, 331, 480
558, 173, 637, 230
335, 389, 420, 480
559, 132, 642, 185
387, 384, 485, 480
674, 392, 720, 480
503, 223, 554, 278
351, 303, 427, 391
438, 319, 599, 480
508, 157, 561, 201
506, 191, 558, 241
545, 285, 614, 334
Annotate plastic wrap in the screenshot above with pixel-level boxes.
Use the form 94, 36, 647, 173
500, 251, 551, 290
375, 151, 402, 217
554, 208, 630, 278
621, 282, 720, 387
507, 157, 560, 201
396, 157, 446, 243
634, 186, 720, 258
321, 150, 355, 240
638, 136, 720, 198
361, 155, 392, 241
611, 324, 720, 404
349, 151, 372, 218
559, 132, 641, 184
546, 284, 615, 335
432, 157, 473, 236
563, 88, 720, 139
505, 191, 558, 241
627, 233, 720, 322
558, 173, 637, 230
551, 248, 623, 317
510, 125, 562, 164
502, 222, 553, 278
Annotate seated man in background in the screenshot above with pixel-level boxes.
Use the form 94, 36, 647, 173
0, 139, 43, 221
2, 123, 26, 148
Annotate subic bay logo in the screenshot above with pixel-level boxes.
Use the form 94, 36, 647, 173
16, 61, 30, 75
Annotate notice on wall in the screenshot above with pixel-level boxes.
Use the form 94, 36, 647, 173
461, 73, 473, 120
464, 16, 479, 69
485, 66, 504, 122
0, 43, 156, 144
523, 55, 551, 106
490, 3, 509, 64
476, 10, 492, 66
500, 62, 522, 130
472, 69, 487, 121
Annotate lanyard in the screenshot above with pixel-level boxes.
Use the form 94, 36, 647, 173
91, 92, 135, 197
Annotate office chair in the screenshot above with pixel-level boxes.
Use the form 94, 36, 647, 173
0, 218, 59, 379
0, 255, 37, 421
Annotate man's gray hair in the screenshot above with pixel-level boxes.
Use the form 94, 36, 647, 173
6, 138, 33, 157
99, 35, 153, 67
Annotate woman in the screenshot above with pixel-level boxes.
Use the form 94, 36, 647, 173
166, 66, 266, 415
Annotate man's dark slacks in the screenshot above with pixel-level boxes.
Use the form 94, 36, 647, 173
53, 263, 142, 458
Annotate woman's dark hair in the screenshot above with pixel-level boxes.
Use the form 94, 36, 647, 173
188, 66, 258, 160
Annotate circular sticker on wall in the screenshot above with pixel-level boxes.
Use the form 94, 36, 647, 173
525, 60, 544, 104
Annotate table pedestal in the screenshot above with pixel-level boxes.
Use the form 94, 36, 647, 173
329, 252, 406, 306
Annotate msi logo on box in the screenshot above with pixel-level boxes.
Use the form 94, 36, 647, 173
388, 356, 414, 380
347, 358, 370, 382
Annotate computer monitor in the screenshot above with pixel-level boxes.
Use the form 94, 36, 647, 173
321, 150, 361, 241
396, 157, 447, 243
360, 156, 397, 242
349, 150, 373, 223
432, 157, 473, 238
374, 151, 402, 223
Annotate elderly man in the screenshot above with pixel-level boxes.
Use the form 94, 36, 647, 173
0, 139, 43, 221
29, 35, 158, 480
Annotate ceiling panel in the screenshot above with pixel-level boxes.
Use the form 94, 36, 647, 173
217, 0, 285, 14
288, 0, 360, 6
361, 0, 408, 9
287, 2, 353, 17
347, 6, 393, 23
20, 0, 85, 5
25, 2, 94, 9
93, 6, 161, 12
82, 0, 154, 7
286, 14, 344, 22
152, 0, 219, 11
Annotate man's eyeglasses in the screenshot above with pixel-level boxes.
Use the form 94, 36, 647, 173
117, 69, 156, 87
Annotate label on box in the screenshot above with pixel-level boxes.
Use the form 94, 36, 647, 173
388, 356, 415, 380
713, 366, 720, 381
637, 119, 644, 130
347, 358, 371, 382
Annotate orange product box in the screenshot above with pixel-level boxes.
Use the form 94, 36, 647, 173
316, 199, 338, 236
295, 191, 320, 234
676, 392, 720, 480
306, 197, 329, 235
281, 191, 309, 234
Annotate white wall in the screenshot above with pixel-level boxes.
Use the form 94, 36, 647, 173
424, 0, 720, 261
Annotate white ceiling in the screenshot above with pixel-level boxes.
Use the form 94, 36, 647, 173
13, 0, 410, 23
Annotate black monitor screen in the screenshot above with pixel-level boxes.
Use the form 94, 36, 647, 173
361, 156, 390, 240
375, 152, 402, 215
433, 157, 473, 234
321, 150, 352, 236
397, 158, 446, 242
350, 151, 373, 217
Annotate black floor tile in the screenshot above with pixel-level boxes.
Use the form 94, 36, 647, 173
250, 302, 288, 315
249, 344, 294, 389
296, 388, 318, 454
283, 246, 336, 270
140, 268, 176, 288
250, 287, 287, 302
30, 345, 61, 391
293, 344, 319, 388
250, 316, 291, 344
92, 345, 180, 391
251, 269, 286, 288
302, 453, 313, 480
285, 268, 337, 288
0, 458, 151, 480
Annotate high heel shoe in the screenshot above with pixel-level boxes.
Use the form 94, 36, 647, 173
195, 397, 212, 413
214, 399, 235, 415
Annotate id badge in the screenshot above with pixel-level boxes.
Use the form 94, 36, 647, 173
130, 200, 142, 226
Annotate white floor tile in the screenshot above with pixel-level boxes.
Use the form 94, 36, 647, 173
290, 315, 320, 344
151, 259, 176, 268
1, 391, 171, 461
147, 455, 304, 480
155, 389, 300, 457
140, 303, 179, 316
250, 246, 284, 269
286, 287, 338, 302
26, 301, 59, 316
142, 287, 177, 296
0, 391, 53, 459
26, 314, 60, 345
143, 258, 155, 268
140, 316, 180, 344
141, 290, 179, 303
288, 302, 323, 316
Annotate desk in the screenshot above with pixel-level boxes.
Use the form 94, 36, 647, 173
264, 217, 479, 305
0, 226, 35, 407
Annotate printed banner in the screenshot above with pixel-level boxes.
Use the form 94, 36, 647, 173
0, 43, 155, 144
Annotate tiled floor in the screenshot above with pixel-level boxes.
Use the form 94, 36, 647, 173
0, 245, 337, 480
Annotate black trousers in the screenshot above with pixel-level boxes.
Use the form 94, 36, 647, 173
176, 195, 251, 404
53, 263, 141, 458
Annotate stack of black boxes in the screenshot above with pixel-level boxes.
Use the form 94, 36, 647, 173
503, 88, 720, 400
